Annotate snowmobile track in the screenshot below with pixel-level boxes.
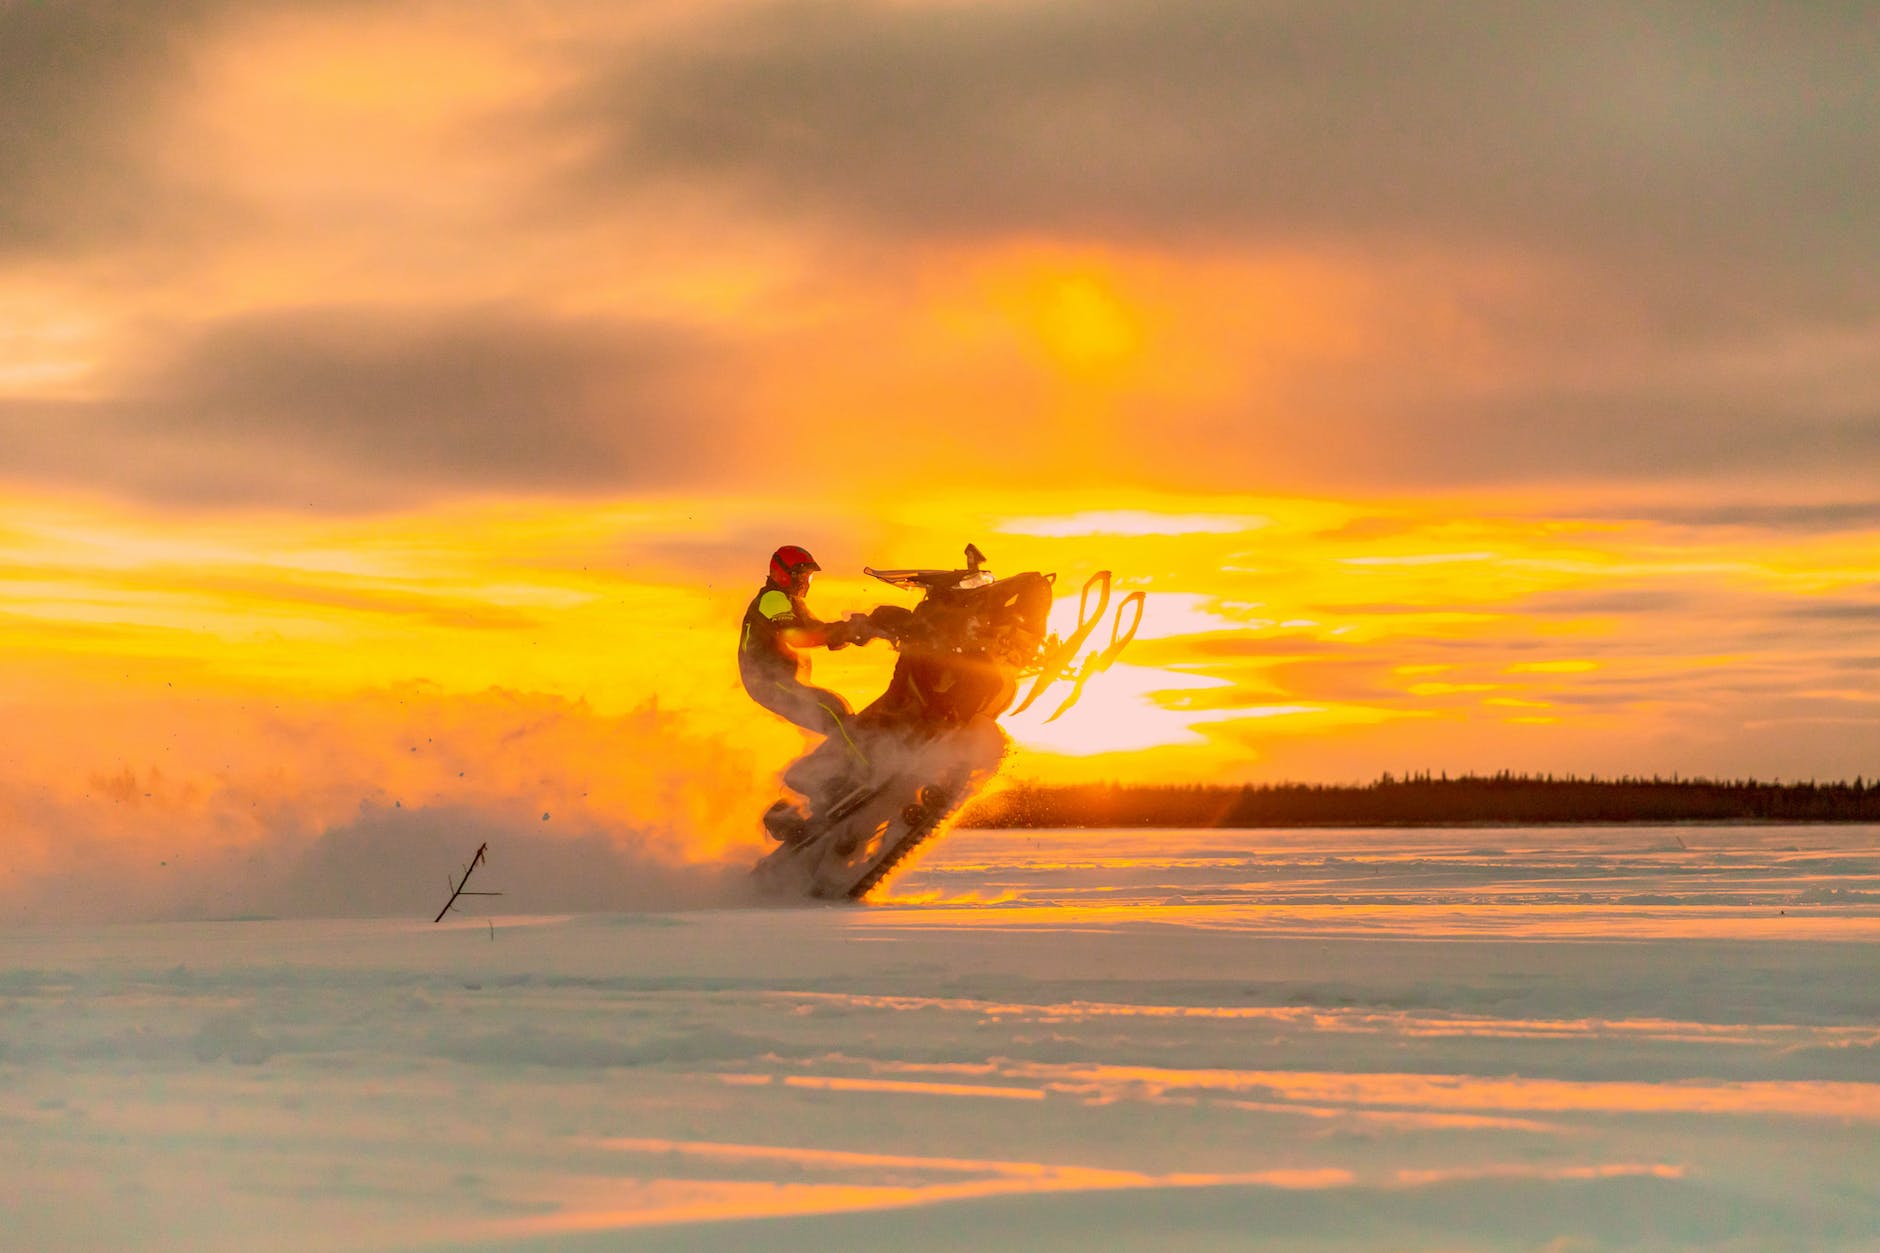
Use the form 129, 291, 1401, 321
845, 807, 953, 900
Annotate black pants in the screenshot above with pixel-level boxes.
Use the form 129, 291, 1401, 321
744, 671, 864, 760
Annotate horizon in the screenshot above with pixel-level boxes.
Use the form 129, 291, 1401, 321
2, 1, 1876, 919
993, 772, 1880, 788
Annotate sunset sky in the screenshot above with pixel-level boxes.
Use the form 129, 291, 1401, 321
2, 1, 1876, 912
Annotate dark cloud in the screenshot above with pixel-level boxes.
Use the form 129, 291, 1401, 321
1118, 369, 1880, 494
584, 1, 1880, 295
1584, 501, 1880, 534
1318, 503, 1880, 556
554, 1, 1880, 493
549, 0, 1880, 493
1779, 596, 1880, 623
0, 1, 221, 254
149, 307, 716, 486
0, 0, 398, 256
1515, 588, 1706, 617
0, 306, 733, 509
6, 0, 1876, 503
1426, 387, 1878, 488
1543, 668, 1805, 701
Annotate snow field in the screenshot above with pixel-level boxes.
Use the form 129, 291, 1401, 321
4, 825, 1878, 1250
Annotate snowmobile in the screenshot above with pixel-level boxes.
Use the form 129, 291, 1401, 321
752, 543, 1144, 900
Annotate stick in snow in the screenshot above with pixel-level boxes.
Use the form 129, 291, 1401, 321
433, 841, 503, 923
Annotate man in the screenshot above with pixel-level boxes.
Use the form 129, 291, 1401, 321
739, 545, 873, 762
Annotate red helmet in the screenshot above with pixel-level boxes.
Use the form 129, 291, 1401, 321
769, 545, 820, 587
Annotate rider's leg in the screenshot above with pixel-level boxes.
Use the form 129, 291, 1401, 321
759, 679, 866, 765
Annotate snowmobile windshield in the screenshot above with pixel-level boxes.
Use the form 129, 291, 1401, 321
865, 566, 993, 591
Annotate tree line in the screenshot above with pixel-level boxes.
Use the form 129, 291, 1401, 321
960, 772, 1880, 828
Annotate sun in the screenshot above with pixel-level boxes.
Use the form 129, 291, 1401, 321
963, 252, 1147, 379
1034, 274, 1141, 371
1005, 662, 1232, 757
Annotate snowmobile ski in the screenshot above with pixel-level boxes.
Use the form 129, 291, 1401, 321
1010, 570, 1113, 716
1042, 590, 1145, 722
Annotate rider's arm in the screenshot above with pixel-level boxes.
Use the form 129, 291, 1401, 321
758, 590, 847, 649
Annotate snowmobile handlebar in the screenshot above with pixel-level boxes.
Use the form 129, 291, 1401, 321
831, 606, 916, 651
828, 613, 883, 649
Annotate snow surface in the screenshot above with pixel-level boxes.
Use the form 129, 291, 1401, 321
5, 824, 1880, 1250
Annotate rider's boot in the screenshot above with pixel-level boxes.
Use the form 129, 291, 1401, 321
763, 798, 811, 844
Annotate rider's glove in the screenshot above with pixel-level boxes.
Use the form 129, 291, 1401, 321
826, 615, 867, 649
